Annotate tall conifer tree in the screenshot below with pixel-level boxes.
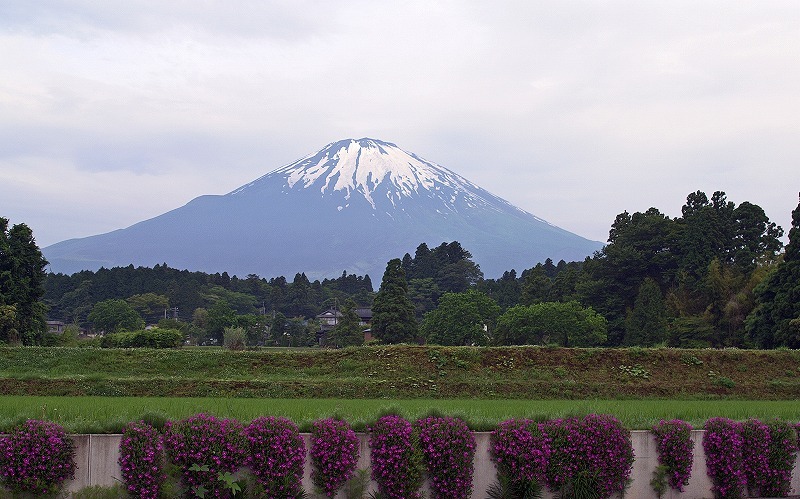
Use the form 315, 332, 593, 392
372, 258, 417, 344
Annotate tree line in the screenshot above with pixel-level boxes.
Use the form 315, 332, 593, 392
369, 191, 798, 349
2, 189, 799, 349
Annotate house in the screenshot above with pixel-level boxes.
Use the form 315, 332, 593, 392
315, 307, 373, 345
315, 307, 373, 330
46, 320, 66, 334
316, 310, 344, 331
354, 307, 373, 325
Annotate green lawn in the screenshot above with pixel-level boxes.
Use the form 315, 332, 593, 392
2, 396, 799, 433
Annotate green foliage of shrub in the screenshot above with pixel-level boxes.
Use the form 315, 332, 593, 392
100, 328, 184, 349
223, 327, 247, 350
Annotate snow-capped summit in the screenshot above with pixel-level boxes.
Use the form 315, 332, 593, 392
233, 138, 509, 212
229, 138, 543, 222
43, 139, 603, 279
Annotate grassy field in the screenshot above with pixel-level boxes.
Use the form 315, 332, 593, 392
2, 345, 799, 433
2, 396, 800, 433
1, 345, 800, 399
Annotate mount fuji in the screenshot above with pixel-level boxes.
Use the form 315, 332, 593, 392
43, 138, 603, 279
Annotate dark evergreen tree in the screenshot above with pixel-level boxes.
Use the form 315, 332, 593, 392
747, 194, 800, 348
580, 208, 678, 345
519, 266, 551, 305
431, 241, 483, 292
542, 258, 557, 278
401, 253, 414, 278
676, 191, 783, 279
0, 219, 49, 344
372, 258, 417, 344
476, 269, 521, 310
412, 243, 434, 279
548, 263, 583, 302
624, 278, 667, 346
407, 278, 441, 319
270, 312, 288, 345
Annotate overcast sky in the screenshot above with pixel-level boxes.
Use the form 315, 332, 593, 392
1, 1, 799, 250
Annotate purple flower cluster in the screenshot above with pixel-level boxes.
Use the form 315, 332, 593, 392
310, 418, 360, 498
542, 414, 634, 499
164, 413, 247, 498
743, 419, 798, 497
369, 415, 423, 499
651, 419, 694, 492
118, 421, 165, 499
0, 419, 76, 495
796, 423, 800, 451
245, 416, 306, 498
489, 419, 551, 485
703, 417, 745, 499
741, 418, 770, 496
415, 416, 476, 499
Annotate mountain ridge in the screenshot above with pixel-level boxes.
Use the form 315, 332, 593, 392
43, 138, 603, 279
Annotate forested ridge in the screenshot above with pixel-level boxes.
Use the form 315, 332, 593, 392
3, 190, 799, 349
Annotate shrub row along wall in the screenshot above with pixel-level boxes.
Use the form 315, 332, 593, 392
59, 429, 800, 498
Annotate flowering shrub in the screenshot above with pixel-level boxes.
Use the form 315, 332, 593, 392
369, 415, 423, 499
416, 416, 476, 499
245, 416, 306, 498
703, 417, 745, 499
796, 423, 800, 451
745, 420, 797, 497
119, 421, 165, 499
741, 418, 770, 496
0, 419, 76, 495
490, 418, 551, 488
541, 414, 634, 499
650, 419, 694, 493
164, 413, 247, 498
310, 418, 360, 498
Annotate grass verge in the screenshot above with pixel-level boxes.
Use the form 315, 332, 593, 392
2, 396, 799, 433
1, 345, 800, 399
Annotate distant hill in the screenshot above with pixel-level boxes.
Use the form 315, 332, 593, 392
43, 138, 603, 279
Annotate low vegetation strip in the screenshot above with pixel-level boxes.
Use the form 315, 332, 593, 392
1, 345, 799, 399
2, 396, 800, 434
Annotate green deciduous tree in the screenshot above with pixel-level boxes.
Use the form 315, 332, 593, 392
494, 301, 607, 347
126, 293, 170, 322
205, 299, 237, 345
87, 299, 145, 334
421, 290, 500, 346
235, 313, 268, 346
372, 259, 417, 344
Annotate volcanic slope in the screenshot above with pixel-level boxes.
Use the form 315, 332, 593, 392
44, 138, 603, 279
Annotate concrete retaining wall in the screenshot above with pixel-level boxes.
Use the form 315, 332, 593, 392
65, 431, 800, 498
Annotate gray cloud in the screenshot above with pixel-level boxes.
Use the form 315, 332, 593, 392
1, 1, 798, 250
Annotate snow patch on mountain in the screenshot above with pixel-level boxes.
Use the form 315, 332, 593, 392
230, 138, 542, 219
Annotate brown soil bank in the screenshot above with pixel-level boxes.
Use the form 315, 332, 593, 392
1, 345, 799, 399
